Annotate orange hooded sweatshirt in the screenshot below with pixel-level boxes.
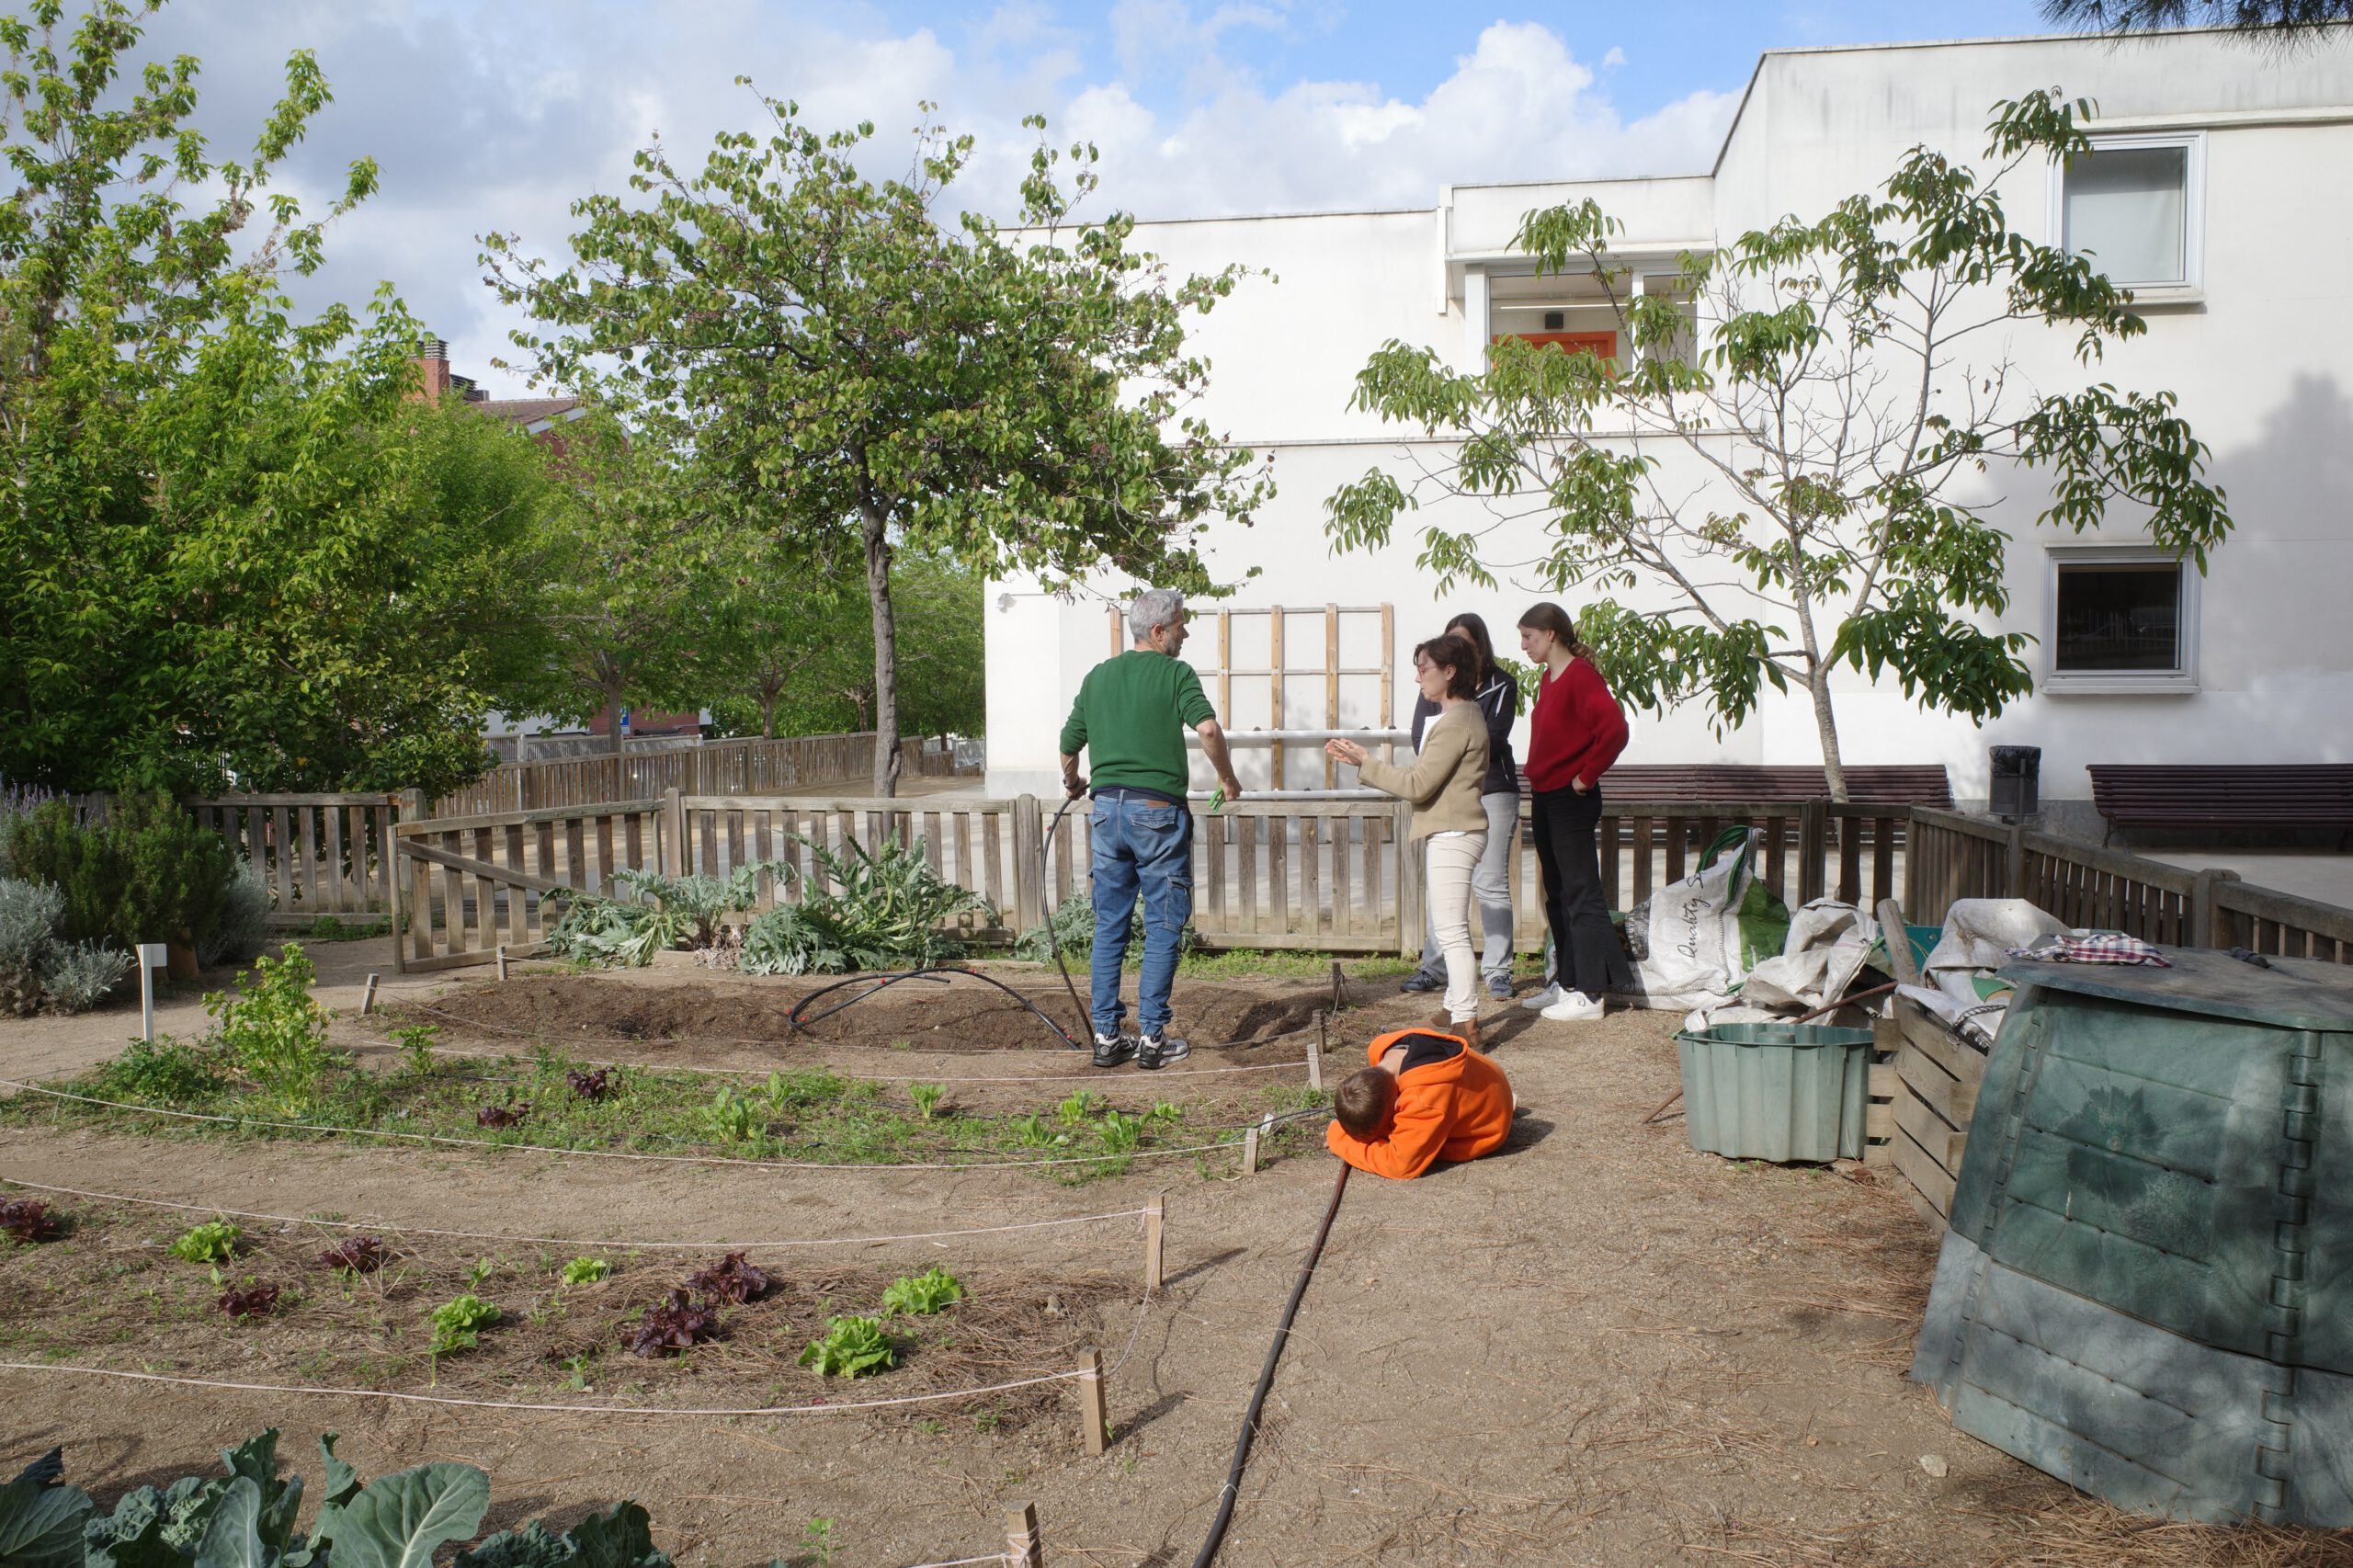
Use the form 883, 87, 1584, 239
1324, 1028, 1515, 1180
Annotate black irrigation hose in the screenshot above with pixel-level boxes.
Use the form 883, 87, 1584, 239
787, 965, 1083, 1048
1188, 1158, 1353, 1568
1040, 792, 1095, 1051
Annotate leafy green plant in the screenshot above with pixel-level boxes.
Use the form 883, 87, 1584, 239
1148, 1100, 1184, 1125
544, 862, 788, 966
702, 1085, 767, 1144
909, 1082, 945, 1121
738, 834, 991, 976
1058, 1089, 1105, 1124
0, 877, 132, 1016
465, 1256, 498, 1291
1010, 1114, 1067, 1149
881, 1267, 963, 1317
92, 1035, 226, 1104
562, 1256, 611, 1286
205, 946, 338, 1115
4, 791, 235, 956
168, 1221, 244, 1264
798, 1314, 896, 1378
199, 859, 273, 970
1012, 894, 1198, 967
1097, 1109, 1142, 1155
389, 1023, 440, 1077
428, 1293, 501, 1356
801, 1517, 835, 1566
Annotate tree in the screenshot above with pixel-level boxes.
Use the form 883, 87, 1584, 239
484, 98, 1270, 796
1324, 90, 2232, 801
0, 0, 557, 798
2039, 1, 2353, 44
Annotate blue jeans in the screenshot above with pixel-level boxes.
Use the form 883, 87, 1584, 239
1088, 793, 1193, 1038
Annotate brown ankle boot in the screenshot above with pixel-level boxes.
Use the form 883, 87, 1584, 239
1427, 1011, 1481, 1049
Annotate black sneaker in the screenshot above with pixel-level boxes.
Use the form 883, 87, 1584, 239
1091, 1031, 1135, 1069
1135, 1032, 1190, 1070
1399, 973, 1443, 994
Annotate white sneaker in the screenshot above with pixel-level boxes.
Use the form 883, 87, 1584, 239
1520, 985, 1563, 1012
1540, 990, 1605, 1022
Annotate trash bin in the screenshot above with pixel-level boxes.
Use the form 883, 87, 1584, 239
1672, 1023, 1876, 1163
1989, 744, 2040, 820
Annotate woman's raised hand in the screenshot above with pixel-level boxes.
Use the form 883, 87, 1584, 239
1324, 738, 1366, 767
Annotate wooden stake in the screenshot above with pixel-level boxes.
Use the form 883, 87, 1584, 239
1143, 1193, 1165, 1292
1242, 1124, 1261, 1176
1004, 1501, 1044, 1568
360, 973, 380, 1017
495, 944, 509, 982
1308, 1009, 1325, 1091
1076, 1349, 1108, 1456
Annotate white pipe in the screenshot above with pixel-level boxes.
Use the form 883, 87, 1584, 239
1185, 729, 1411, 746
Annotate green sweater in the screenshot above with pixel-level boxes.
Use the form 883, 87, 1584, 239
1059, 649, 1217, 801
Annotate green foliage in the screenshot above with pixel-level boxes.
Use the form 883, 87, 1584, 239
1323, 88, 2232, 800
390, 1023, 440, 1078
3, 1428, 664, 1568
560, 1256, 611, 1286
487, 100, 1271, 794
908, 1082, 946, 1121
701, 1086, 767, 1144
0, 877, 64, 1016
1096, 1109, 1142, 1155
1012, 894, 1198, 967
168, 1221, 244, 1265
6, 794, 234, 954
1057, 1090, 1106, 1124
0, 12, 563, 798
205, 947, 338, 1115
738, 835, 989, 975
94, 1036, 227, 1105
880, 1267, 963, 1317
797, 1315, 896, 1378
427, 1293, 501, 1356
543, 861, 786, 967
195, 861, 272, 971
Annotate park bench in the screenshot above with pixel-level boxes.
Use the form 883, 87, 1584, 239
1518, 763, 1953, 808
2087, 764, 2353, 848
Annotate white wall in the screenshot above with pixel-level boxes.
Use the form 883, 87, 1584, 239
989, 29, 2353, 812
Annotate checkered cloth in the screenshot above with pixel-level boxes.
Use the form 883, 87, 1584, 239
2006, 931, 2173, 968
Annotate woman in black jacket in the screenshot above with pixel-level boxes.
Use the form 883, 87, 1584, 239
1398, 612, 1521, 1000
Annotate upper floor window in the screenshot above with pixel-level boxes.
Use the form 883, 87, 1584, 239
2058, 132, 2205, 293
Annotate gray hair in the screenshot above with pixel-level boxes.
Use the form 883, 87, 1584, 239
1126, 588, 1187, 643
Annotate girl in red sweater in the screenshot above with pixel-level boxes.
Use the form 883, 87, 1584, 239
1517, 603, 1632, 1020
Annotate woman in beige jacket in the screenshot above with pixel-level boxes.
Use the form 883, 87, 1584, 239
1327, 631, 1492, 1042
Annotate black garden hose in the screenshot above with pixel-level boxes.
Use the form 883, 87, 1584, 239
787, 965, 1083, 1047
1188, 1158, 1353, 1568
1040, 791, 1094, 1050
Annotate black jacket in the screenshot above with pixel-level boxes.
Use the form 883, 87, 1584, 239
1409, 675, 1518, 797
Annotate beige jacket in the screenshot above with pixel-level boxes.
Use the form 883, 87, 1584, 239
1357, 705, 1490, 842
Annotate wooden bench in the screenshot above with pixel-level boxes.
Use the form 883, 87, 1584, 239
1518, 764, 1953, 808
2087, 764, 2353, 848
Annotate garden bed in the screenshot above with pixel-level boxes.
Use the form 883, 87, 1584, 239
0, 1195, 1123, 1431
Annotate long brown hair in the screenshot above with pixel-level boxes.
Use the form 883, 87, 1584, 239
1518, 602, 1592, 660
1412, 631, 1481, 699
1444, 612, 1499, 687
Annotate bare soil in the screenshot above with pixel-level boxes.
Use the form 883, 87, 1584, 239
6, 949, 2350, 1566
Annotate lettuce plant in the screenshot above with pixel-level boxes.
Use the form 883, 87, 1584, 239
168, 1221, 244, 1264
798, 1315, 895, 1378
881, 1267, 962, 1318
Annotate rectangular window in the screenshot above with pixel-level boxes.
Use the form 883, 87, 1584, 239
2052, 559, 2184, 675
2059, 134, 2203, 291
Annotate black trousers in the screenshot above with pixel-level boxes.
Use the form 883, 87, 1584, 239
1531, 784, 1632, 999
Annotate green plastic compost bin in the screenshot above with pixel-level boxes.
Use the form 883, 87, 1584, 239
1673, 1022, 1875, 1163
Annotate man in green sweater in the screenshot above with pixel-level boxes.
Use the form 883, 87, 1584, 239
1059, 588, 1244, 1069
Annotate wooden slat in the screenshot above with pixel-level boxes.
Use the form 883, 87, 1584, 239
1895, 998, 1986, 1086
1895, 1090, 1968, 1173
439, 830, 465, 958
321, 805, 347, 915
566, 815, 588, 891
1270, 812, 1290, 932
1891, 1123, 1958, 1221
981, 811, 1004, 911
1301, 815, 1322, 937
1630, 816, 1654, 906
473, 825, 497, 952
1896, 1043, 1979, 1129
1238, 814, 1259, 933
506, 824, 529, 944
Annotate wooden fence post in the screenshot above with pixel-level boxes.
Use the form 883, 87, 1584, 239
2191, 867, 2243, 949
1004, 1502, 1044, 1568
1143, 1193, 1165, 1292
1394, 800, 1422, 960
391, 790, 426, 975
1076, 1348, 1108, 1456
1798, 800, 1828, 904
662, 787, 685, 877
2004, 823, 2027, 901
360, 973, 380, 1017
1013, 795, 1044, 934
1308, 1009, 1325, 1091
1242, 1121, 1262, 1176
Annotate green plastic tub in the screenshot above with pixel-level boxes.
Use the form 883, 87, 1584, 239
1674, 1022, 1876, 1163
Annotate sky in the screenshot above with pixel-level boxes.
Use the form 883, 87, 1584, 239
124, 0, 2056, 394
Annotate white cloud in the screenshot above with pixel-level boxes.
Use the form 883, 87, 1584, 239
130, 3, 1735, 392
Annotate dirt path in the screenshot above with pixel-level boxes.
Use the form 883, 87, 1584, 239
0, 963, 2325, 1566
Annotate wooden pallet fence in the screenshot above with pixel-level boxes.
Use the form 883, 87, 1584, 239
428, 732, 948, 817
2212, 876, 2353, 962
672, 793, 1033, 937
392, 799, 665, 973
1881, 993, 1988, 1229
188, 794, 399, 927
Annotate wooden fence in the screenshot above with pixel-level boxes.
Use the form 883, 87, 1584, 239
188, 794, 400, 928
427, 733, 972, 817
393, 799, 666, 972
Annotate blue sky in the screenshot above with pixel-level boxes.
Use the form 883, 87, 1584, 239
137, 0, 2063, 390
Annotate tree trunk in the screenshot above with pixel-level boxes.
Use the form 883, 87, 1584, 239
1809, 671, 1849, 805
603, 672, 628, 757
759, 686, 779, 740
860, 503, 903, 799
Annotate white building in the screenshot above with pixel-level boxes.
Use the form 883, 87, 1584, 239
985, 28, 2353, 832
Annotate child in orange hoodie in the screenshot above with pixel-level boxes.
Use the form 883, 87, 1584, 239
1324, 1026, 1516, 1180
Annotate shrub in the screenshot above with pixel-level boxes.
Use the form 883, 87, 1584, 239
0, 876, 63, 1016
5, 790, 234, 955
739, 834, 989, 976
1012, 893, 1198, 966
206, 946, 337, 1114
93, 1036, 228, 1104
40, 939, 134, 1013
198, 858, 273, 969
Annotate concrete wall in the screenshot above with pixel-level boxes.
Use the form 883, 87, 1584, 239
988, 29, 2353, 812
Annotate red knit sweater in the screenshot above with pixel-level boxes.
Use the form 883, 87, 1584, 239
1523, 656, 1628, 792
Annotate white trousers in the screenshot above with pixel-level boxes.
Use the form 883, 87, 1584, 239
1416, 790, 1519, 984
1424, 830, 1488, 1023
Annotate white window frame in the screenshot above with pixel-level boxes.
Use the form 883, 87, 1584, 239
2051, 131, 2206, 301
2041, 543, 2200, 696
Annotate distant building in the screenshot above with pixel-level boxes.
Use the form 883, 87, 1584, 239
984, 27, 2353, 831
